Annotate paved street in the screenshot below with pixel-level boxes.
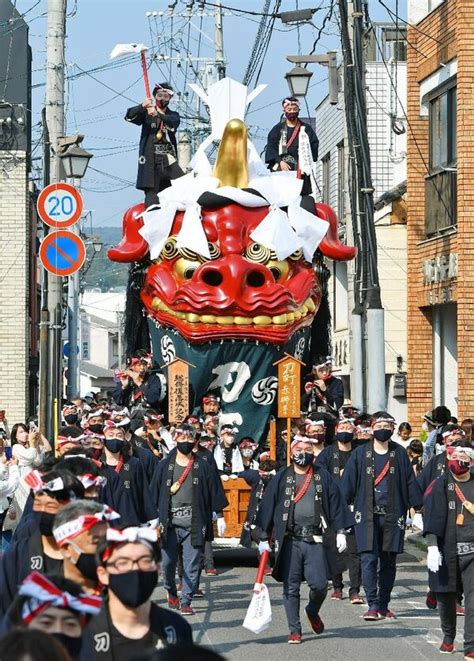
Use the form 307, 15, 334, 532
155, 539, 459, 660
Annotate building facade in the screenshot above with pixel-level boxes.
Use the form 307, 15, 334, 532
0, 2, 37, 424
79, 291, 125, 397
406, 0, 463, 424
315, 23, 408, 421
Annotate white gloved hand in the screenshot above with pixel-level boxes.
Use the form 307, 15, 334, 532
336, 533, 347, 553
217, 517, 227, 537
412, 513, 423, 530
427, 545, 442, 573
258, 540, 271, 554
221, 474, 229, 482
230, 474, 238, 480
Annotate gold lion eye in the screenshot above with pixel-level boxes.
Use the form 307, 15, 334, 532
161, 236, 179, 260
288, 248, 303, 261
268, 259, 290, 281
245, 243, 271, 264
207, 242, 221, 260
178, 246, 200, 261
174, 258, 200, 280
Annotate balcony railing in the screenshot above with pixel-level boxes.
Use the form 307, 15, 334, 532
425, 170, 457, 237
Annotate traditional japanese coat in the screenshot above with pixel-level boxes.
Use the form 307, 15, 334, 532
417, 450, 447, 494
256, 465, 349, 581
103, 456, 157, 526
423, 472, 462, 593
125, 104, 180, 190
80, 600, 193, 660
316, 444, 355, 574
151, 448, 228, 547
112, 372, 164, 411
341, 441, 423, 554
239, 468, 269, 548
265, 118, 319, 170
0, 530, 57, 617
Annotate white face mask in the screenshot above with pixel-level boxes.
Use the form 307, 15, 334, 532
241, 449, 253, 458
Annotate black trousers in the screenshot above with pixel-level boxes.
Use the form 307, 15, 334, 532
332, 532, 361, 595
280, 537, 328, 634
144, 158, 184, 208
360, 515, 397, 612
438, 553, 474, 653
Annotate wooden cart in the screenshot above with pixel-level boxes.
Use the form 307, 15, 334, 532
213, 477, 252, 545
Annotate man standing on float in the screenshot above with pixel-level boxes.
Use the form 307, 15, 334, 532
125, 82, 184, 207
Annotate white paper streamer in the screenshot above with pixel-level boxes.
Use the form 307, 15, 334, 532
288, 202, 329, 262
250, 205, 301, 260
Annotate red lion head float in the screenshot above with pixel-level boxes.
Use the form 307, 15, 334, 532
109, 120, 356, 346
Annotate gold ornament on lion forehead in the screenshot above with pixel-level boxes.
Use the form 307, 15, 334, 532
212, 118, 249, 189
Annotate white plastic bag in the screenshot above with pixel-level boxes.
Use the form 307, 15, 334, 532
242, 584, 272, 634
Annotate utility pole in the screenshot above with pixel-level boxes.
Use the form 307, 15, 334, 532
339, 0, 386, 412
178, 131, 192, 170
214, 1, 225, 79
38, 108, 50, 437
44, 0, 67, 439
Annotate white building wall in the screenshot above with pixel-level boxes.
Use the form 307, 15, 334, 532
81, 291, 125, 324
366, 63, 407, 198
314, 60, 408, 421
0, 153, 29, 423
89, 326, 110, 370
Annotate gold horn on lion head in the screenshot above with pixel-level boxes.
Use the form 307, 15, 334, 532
212, 118, 249, 189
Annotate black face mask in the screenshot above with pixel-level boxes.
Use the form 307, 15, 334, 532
373, 428, 392, 443
89, 423, 104, 434
104, 438, 124, 454
177, 441, 194, 455
285, 111, 299, 121
335, 431, 354, 444
91, 448, 103, 461
53, 633, 83, 659
39, 511, 56, 537
64, 414, 79, 425
75, 551, 99, 581
292, 451, 314, 467
109, 569, 158, 607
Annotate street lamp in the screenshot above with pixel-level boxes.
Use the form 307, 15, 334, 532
285, 65, 313, 98
58, 144, 93, 179
92, 237, 103, 254
286, 52, 339, 104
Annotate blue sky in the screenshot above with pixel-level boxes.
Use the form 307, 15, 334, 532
17, 0, 400, 228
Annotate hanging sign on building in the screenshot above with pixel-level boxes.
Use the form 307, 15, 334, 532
422, 253, 458, 285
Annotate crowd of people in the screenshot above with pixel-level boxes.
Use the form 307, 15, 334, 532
0, 351, 472, 659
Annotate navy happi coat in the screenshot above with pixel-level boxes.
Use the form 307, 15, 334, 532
256, 465, 349, 581
151, 448, 228, 547
341, 441, 423, 553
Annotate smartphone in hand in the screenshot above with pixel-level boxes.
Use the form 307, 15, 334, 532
4, 447, 12, 460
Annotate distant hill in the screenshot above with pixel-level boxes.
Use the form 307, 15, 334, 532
84, 226, 128, 291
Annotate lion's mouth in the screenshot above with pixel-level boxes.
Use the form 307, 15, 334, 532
150, 296, 316, 326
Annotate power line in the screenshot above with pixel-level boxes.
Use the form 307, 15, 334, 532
364, 8, 456, 228
308, 0, 335, 55
196, 0, 284, 17
377, 0, 446, 46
